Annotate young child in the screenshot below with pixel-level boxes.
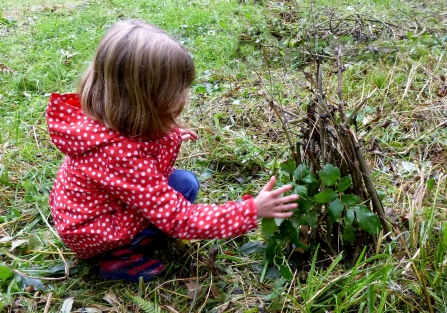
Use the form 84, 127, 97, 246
46, 20, 299, 282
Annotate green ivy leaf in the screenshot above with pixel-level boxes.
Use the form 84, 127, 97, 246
279, 265, 293, 281
314, 189, 338, 203
294, 185, 308, 196
265, 242, 278, 263
342, 194, 361, 206
0, 265, 13, 281
238, 241, 263, 255
293, 164, 309, 181
346, 208, 355, 225
297, 197, 310, 213
319, 164, 341, 186
293, 165, 317, 184
328, 199, 344, 223
280, 159, 296, 175
262, 218, 278, 239
279, 220, 308, 250
353, 205, 382, 234
306, 212, 319, 228
337, 176, 352, 192
279, 220, 294, 237
343, 223, 356, 243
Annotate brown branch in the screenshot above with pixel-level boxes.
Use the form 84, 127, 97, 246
350, 130, 391, 235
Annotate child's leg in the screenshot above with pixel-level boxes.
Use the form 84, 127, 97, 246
168, 169, 200, 203
100, 169, 199, 282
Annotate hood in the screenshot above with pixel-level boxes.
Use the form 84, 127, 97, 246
46, 93, 124, 156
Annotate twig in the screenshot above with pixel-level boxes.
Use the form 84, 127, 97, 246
197, 274, 212, 313
43, 292, 53, 313
396, 119, 447, 155
177, 152, 210, 161
336, 44, 347, 123
350, 130, 391, 234
270, 102, 301, 119
32, 125, 40, 149
342, 88, 378, 129
316, 59, 327, 165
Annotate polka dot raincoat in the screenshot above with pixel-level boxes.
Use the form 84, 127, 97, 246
46, 93, 258, 259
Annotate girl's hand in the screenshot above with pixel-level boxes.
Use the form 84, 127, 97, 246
254, 176, 299, 218
179, 128, 198, 141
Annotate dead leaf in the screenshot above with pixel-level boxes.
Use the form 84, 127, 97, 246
217, 302, 234, 313
437, 86, 447, 97
102, 290, 120, 306
209, 247, 218, 265
0, 63, 17, 74
10, 239, 28, 252
210, 285, 221, 299
60, 297, 74, 313
185, 282, 203, 299
222, 250, 236, 256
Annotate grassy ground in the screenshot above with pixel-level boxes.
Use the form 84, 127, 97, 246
1, 0, 447, 312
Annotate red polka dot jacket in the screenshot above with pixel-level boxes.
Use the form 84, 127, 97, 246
46, 93, 258, 259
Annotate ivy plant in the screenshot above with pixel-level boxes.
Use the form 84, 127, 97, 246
260, 160, 382, 280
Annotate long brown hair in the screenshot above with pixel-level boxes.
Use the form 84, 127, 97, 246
79, 20, 195, 140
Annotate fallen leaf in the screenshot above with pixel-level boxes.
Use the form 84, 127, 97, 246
102, 290, 119, 306
210, 285, 221, 299
209, 247, 218, 265
10, 239, 28, 252
437, 86, 447, 97
0, 63, 17, 74
0, 236, 13, 243
401, 161, 418, 173
185, 282, 203, 299
217, 302, 234, 313
60, 297, 74, 313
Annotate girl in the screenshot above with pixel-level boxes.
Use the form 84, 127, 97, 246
46, 20, 298, 282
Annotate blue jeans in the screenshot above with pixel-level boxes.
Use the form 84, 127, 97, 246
130, 169, 199, 239
168, 169, 200, 203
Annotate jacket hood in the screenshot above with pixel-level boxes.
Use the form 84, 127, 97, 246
46, 93, 124, 156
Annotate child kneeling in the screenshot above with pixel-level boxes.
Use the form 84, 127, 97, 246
46, 20, 298, 282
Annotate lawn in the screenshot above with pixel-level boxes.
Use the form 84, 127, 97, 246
1, 0, 447, 312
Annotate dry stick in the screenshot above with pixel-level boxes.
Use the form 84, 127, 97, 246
43, 292, 53, 313
336, 45, 347, 123
396, 119, 447, 155
176, 152, 210, 161
350, 130, 391, 234
341, 88, 378, 129
316, 59, 327, 165
256, 50, 296, 160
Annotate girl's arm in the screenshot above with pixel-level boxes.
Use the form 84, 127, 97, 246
98, 148, 296, 239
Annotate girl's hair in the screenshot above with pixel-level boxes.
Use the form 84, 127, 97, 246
79, 20, 195, 140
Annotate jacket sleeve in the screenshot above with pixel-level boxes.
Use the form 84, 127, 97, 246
96, 144, 258, 239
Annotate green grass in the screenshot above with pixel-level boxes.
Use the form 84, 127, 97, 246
1, 0, 447, 312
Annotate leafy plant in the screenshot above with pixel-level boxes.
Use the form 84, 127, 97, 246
261, 161, 382, 278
